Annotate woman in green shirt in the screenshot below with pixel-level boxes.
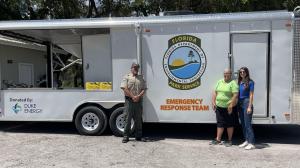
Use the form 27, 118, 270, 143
210, 69, 239, 147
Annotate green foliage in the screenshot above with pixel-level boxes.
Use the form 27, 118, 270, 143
36, 0, 86, 19
0, 0, 87, 20
1, 0, 300, 20
0, 0, 23, 20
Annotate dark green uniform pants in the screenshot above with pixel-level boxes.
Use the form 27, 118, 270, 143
123, 98, 143, 138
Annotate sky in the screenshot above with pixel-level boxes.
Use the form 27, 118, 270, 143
168, 47, 200, 65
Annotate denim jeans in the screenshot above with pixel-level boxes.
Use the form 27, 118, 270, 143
239, 98, 255, 144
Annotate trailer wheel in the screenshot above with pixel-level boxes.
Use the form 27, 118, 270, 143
109, 107, 134, 137
75, 106, 107, 135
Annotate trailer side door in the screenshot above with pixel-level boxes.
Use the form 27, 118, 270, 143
231, 33, 269, 117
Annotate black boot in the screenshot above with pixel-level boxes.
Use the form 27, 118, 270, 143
122, 137, 129, 143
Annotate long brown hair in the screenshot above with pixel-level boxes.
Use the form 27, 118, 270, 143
238, 67, 253, 89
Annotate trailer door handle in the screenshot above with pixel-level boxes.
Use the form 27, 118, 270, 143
228, 52, 233, 70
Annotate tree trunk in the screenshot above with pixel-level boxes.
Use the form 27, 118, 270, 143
88, 0, 99, 17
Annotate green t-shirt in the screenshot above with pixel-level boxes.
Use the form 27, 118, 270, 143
215, 79, 238, 108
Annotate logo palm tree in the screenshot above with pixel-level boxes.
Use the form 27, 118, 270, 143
188, 50, 195, 63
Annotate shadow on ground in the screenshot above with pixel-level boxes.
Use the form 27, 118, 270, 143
0, 121, 300, 145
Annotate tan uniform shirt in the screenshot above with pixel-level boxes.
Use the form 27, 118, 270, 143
120, 73, 147, 97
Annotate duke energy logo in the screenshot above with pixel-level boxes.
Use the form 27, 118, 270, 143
163, 35, 207, 90
12, 103, 22, 114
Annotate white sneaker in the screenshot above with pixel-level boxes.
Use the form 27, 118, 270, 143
238, 141, 248, 148
245, 144, 255, 150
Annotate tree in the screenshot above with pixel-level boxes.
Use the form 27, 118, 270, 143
0, 0, 23, 20
1, 0, 300, 20
36, 0, 86, 19
112, 0, 131, 17
0, 0, 87, 20
87, 0, 99, 17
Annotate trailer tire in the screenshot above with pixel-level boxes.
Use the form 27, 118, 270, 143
75, 106, 107, 135
109, 107, 134, 137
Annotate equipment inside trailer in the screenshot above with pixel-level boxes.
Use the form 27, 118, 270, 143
0, 28, 111, 90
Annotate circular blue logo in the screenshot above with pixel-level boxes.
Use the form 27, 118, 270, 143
168, 47, 202, 79
163, 35, 207, 90
12, 103, 22, 114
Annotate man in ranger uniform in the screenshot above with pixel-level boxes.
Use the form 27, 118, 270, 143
120, 63, 147, 143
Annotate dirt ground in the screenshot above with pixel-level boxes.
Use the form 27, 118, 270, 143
0, 122, 299, 168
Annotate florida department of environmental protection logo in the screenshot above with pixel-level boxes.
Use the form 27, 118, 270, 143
163, 35, 207, 90
12, 103, 22, 114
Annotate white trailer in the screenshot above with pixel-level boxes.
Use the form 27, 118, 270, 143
0, 11, 299, 136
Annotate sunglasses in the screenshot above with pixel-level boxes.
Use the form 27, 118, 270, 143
239, 71, 246, 74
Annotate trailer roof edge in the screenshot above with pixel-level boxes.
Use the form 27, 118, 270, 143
0, 11, 293, 30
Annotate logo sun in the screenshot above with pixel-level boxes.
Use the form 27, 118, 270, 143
171, 59, 185, 67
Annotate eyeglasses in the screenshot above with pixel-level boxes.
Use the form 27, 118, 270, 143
239, 71, 245, 74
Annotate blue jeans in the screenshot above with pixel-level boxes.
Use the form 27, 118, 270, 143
239, 98, 255, 144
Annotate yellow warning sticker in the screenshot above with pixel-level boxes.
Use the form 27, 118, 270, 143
85, 82, 112, 91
